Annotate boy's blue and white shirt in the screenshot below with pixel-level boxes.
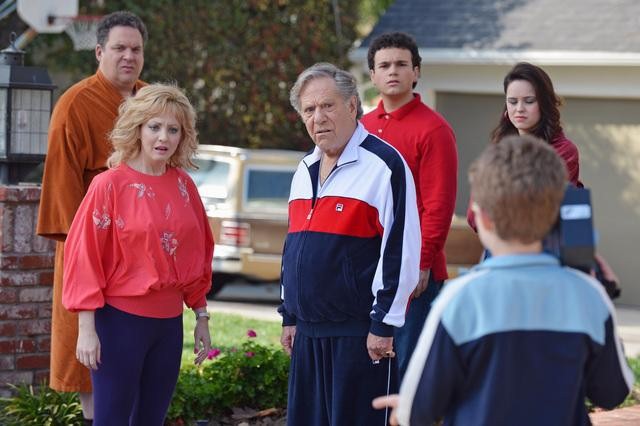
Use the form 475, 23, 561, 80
397, 253, 634, 426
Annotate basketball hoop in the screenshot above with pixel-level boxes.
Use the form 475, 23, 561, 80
61, 15, 102, 51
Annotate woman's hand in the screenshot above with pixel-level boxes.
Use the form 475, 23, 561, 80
193, 311, 212, 365
77, 311, 101, 370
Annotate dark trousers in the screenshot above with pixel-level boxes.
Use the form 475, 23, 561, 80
91, 304, 182, 426
287, 331, 398, 426
394, 274, 443, 381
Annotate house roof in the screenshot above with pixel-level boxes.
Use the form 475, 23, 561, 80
358, 0, 640, 61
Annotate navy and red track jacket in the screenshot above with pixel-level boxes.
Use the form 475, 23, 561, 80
279, 123, 421, 337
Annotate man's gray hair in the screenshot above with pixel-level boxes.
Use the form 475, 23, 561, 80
289, 62, 363, 119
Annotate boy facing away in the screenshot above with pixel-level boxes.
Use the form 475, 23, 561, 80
375, 135, 633, 425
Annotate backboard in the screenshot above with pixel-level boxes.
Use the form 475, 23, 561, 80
17, 0, 79, 33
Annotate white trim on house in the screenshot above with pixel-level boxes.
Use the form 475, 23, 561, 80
351, 48, 640, 67
351, 50, 640, 100
416, 64, 640, 100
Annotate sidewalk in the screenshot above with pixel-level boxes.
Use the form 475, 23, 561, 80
591, 406, 640, 425
615, 304, 640, 358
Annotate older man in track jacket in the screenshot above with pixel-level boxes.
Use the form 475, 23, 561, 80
279, 62, 420, 426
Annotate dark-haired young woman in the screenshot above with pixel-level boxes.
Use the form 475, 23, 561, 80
467, 62, 619, 295
491, 62, 580, 184
468, 62, 580, 230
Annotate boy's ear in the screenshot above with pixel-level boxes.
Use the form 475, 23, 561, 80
477, 208, 495, 232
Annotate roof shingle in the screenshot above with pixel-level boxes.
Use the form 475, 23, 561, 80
361, 0, 640, 53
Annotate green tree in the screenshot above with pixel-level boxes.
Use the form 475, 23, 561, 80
25, 0, 360, 151
358, 0, 395, 34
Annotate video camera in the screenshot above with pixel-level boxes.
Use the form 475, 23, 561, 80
544, 186, 620, 299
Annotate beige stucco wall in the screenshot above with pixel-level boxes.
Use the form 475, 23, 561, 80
434, 93, 503, 216
562, 98, 640, 306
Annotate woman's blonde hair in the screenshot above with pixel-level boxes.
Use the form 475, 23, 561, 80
107, 83, 198, 169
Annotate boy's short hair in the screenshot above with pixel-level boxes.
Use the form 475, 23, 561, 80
469, 135, 567, 243
367, 32, 421, 70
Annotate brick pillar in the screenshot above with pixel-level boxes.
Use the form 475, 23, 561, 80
0, 185, 55, 397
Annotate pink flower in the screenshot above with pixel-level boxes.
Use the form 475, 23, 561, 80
245, 351, 255, 358
207, 348, 221, 360
247, 329, 257, 338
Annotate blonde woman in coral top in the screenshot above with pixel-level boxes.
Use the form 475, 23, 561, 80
63, 84, 214, 426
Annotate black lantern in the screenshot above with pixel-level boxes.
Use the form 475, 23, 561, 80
0, 33, 55, 184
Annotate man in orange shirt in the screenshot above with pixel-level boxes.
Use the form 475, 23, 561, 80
37, 11, 147, 425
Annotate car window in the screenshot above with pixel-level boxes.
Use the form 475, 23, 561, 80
189, 158, 231, 202
244, 168, 295, 211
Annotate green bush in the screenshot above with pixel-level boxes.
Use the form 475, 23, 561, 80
0, 383, 83, 426
167, 339, 290, 424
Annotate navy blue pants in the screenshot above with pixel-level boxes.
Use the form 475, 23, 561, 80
394, 274, 443, 381
91, 305, 183, 426
287, 326, 398, 426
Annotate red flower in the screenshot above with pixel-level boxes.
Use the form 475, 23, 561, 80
247, 329, 257, 338
207, 348, 221, 360
245, 351, 255, 358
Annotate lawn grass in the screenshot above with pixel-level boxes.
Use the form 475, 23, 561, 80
629, 356, 640, 382
181, 311, 282, 364
625, 356, 640, 406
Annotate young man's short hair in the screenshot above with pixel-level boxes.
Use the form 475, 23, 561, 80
367, 32, 421, 70
468, 135, 567, 243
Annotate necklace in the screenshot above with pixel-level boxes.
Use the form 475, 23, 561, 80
127, 158, 167, 176
319, 155, 336, 184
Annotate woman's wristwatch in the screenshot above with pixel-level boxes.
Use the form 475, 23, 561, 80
195, 310, 210, 321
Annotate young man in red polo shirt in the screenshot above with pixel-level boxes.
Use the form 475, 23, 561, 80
361, 32, 458, 379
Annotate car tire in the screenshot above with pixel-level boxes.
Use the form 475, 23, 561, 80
206, 272, 235, 299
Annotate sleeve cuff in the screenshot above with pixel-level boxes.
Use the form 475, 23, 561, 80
278, 305, 297, 326
369, 320, 394, 337
420, 253, 434, 271
189, 297, 207, 310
